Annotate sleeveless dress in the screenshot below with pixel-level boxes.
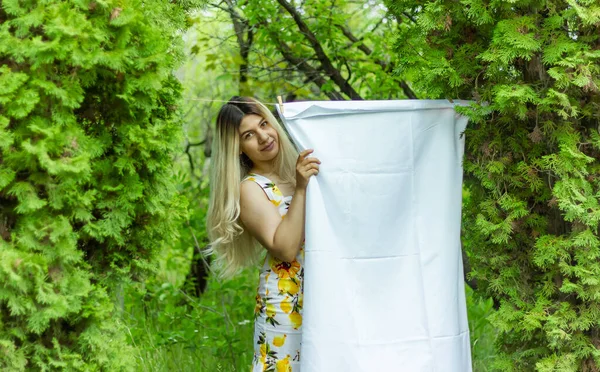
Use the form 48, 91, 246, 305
244, 173, 304, 372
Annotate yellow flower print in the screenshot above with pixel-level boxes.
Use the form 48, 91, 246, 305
276, 355, 292, 372
247, 177, 256, 182
254, 294, 263, 315
265, 303, 280, 326
271, 185, 283, 197
278, 278, 299, 295
271, 199, 281, 207
270, 258, 301, 279
260, 342, 267, 365
273, 334, 287, 347
280, 296, 292, 314
289, 311, 302, 330
266, 303, 276, 318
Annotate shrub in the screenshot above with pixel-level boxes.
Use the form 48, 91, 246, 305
0, 0, 192, 369
385, 0, 600, 369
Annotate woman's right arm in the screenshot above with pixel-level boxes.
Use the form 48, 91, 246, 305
239, 149, 320, 262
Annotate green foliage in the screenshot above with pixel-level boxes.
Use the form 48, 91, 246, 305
466, 285, 498, 372
123, 196, 258, 372
191, 0, 409, 100
385, 0, 600, 369
123, 261, 256, 371
124, 231, 497, 372
0, 0, 196, 369
124, 242, 497, 371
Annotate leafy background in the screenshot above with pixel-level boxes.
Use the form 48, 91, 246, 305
1, 0, 598, 370
124, 2, 500, 370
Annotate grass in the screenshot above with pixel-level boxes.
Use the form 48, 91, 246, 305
122, 259, 497, 372
123, 265, 256, 372
467, 285, 499, 372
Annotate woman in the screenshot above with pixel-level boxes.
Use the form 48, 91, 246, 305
207, 96, 320, 371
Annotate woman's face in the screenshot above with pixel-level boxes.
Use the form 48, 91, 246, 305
238, 114, 280, 164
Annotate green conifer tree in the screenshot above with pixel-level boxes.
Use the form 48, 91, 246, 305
385, 0, 600, 370
0, 0, 191, 369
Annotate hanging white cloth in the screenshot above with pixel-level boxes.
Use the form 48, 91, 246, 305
277, 100, 473, 372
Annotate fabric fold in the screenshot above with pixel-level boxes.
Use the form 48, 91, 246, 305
278, 100, 473, 372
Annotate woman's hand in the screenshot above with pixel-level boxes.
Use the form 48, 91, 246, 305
296, 149, 321, 191
240, 148, 320, 262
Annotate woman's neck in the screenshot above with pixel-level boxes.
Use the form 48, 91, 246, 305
251, 162, 277, 178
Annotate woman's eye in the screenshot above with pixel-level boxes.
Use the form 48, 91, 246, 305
260, 121, 267, 127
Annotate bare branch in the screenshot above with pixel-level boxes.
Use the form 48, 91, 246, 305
269, 30, 344, 100
337, 24, 374, 58
219, 0, 254, 94
185, 138, 206, 176
336, 23, 418, 99
207, 1, 244, 22
402, 12, 417, 24
370, 16, 386, 34
276, 0, 362, 100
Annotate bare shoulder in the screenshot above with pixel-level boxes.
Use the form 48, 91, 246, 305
239, 180, 274, 214
240, 179, 268, 202
239, 179, 280, 247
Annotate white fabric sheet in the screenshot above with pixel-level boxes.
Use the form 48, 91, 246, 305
277, 100, 473, 372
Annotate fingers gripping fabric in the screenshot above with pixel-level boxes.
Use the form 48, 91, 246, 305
277, 100, 473, 372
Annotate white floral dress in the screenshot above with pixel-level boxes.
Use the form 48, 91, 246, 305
244, 173, 304, 372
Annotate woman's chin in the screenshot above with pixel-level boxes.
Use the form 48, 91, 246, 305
263, 144, 279, 160
263, 151, 279, 162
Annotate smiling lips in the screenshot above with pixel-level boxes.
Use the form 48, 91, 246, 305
261, 140, 275, 152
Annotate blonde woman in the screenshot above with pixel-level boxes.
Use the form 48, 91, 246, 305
207, 96, 320, 371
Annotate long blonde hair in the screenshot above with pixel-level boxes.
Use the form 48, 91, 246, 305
206, 96, 298, 278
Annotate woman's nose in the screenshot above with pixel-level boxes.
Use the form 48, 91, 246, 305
257, 129, 270, 142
